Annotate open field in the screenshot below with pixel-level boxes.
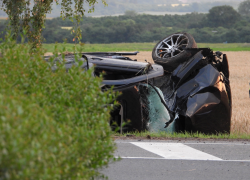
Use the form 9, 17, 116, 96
0, 17, 7, 21
43, 43, 250, 53
227, 52, 250, 134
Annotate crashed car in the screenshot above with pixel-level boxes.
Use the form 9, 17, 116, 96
47, 33, 232, 134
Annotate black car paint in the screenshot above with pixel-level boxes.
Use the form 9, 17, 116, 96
153, 50, 231, 133
102, 49, 231, 134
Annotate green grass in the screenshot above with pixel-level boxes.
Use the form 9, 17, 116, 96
198, 43, 250, 51
43, 43, 156, 53
113, 131, 250, 140
43, 43, 250, 53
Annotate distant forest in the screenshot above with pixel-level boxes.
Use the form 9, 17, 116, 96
0, 5, 250, 43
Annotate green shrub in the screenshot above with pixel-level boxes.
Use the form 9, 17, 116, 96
0, 39, 117, 179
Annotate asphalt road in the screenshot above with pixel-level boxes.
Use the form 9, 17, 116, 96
101, 140, 250, 180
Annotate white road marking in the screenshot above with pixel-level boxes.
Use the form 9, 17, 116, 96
183, 143, 250, 145
115, 157, 250, 162
116, 141, 250, 146
131, 142, 222, 160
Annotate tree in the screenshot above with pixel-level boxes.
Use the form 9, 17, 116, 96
1, 0, 107, 48
238, 0, 250, 16
207, 5, 241, 28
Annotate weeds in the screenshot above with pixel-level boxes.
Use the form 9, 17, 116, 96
113, 131, 250, 140
0, 36, 118, 179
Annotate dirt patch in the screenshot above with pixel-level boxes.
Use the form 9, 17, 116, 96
127, 51, 154, 63
44, 52, 53, 56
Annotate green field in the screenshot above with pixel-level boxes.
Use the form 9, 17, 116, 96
43, 43, 250, 53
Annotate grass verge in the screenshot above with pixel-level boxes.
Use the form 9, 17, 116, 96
43, 43, 250, 53
113, 131, 250, 140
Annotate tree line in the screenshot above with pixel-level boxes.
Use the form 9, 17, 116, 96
1, 5, 250, 43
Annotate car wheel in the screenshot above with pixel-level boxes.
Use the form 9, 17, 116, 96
152, 32, 197, 72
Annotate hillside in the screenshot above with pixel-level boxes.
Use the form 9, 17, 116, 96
1, 11, 249, 44
0, 0, 244, 17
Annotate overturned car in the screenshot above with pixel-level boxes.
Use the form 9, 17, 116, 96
48, 33, 232, 134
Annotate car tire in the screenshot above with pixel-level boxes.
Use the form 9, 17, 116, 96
152, 32, 197, 72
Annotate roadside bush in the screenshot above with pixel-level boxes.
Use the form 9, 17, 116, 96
0, 39, 117, 179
